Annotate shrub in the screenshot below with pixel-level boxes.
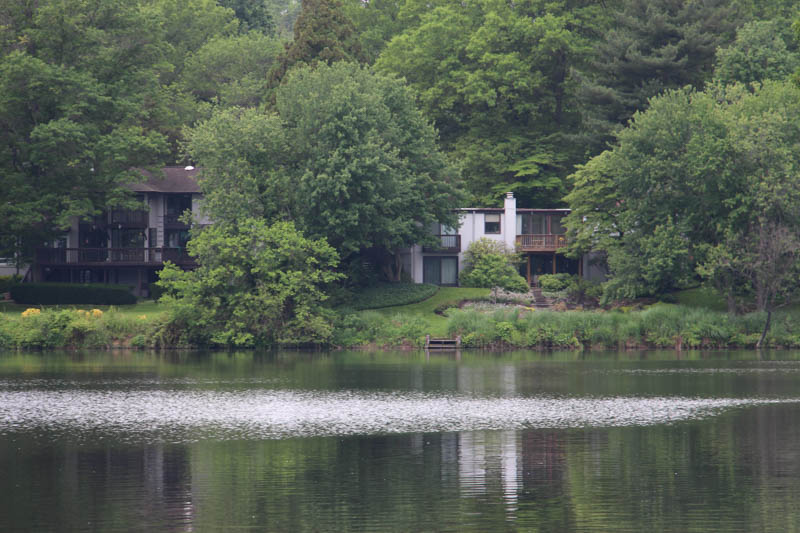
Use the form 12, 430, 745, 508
0, 275, 21, 293
538, 273, 573, 292
346, 283, 438, 310
10, 283, 136, 305
459, 238, 528, 300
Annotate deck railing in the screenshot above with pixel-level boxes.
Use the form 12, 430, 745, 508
423, 235, 461, 253
36, 248, 195, 266
516, 234, 568, 251
110, 209, 149, 227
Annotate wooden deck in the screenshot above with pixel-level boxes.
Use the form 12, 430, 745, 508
516, 234, 568, 252
35, 247, 196, 267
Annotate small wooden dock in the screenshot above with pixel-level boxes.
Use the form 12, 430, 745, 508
425, 335, 462, 350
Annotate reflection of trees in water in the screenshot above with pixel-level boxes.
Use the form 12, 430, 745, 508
0, 440, 194, 531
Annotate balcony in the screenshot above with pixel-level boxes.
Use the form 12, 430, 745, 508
423, 235, 461, 253
163, 213, 190, 229
36, 248, 196, 267
516, 234, 568, 252
110, 209, 148, 228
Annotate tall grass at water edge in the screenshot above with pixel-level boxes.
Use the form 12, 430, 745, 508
446, 304, 794, 349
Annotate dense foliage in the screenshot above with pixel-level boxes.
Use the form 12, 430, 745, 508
459, 238, 528, 297
564, 79, 800, 340
189, 62, 463, 281
157, 219, 342, 347
5, 0, 800, 342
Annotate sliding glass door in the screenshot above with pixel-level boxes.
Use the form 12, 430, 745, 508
423, 257, 458, 285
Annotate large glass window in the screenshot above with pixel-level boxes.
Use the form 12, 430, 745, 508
166, 194, 192, 216
165, 230, 190, 248
484, 213, 501, 234
551, 216, 566, 234
423, 257, 458, 285
111, 229, 145, 248
516, 213, 547, 234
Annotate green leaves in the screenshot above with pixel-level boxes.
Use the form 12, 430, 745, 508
188, 62, 463, 268
567, 79, 800, 305
158, 219, 342, 347
459, 238, 528, 294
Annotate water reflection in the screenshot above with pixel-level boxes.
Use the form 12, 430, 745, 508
3, 350, 800, 532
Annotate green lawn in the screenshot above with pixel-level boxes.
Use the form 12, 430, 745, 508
0, 300, 165, 317
369, 287, 491, 337
672, 287, 727, 312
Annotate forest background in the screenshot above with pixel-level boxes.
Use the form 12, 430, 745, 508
4, 0, 800, 347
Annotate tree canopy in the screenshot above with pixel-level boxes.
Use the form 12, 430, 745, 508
188, 62, 464, 280
565, 80, 800, 309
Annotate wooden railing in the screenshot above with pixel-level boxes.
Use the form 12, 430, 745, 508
516, 234, 568, 251
110, 209, 149, 227
36, 248, 195, 266
423, 235, 461, 253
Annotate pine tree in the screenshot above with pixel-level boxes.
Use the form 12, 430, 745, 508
580, 0, 739, 148
267, 0, 366, 89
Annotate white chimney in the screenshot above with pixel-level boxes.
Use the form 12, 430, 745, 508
503, 192, 516, 249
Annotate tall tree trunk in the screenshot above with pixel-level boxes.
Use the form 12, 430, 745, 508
726, 289, 736, 314
757, 307, 771, 349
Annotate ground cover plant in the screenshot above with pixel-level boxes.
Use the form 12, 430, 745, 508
343, 283, 439, 310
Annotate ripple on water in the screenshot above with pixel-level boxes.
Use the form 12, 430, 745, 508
0, 388, 794, 443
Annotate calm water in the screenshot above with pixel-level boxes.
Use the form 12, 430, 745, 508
2, 351, 800, 532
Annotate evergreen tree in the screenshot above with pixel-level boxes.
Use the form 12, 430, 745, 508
580, 0, 739, 148
267, 0, 366, 89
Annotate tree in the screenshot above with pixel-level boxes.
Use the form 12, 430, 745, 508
267, 0, 366, 89
459, 238, 528, 302
0, 0, 170, 267
187, 62, 463, 283
375, 0, 604, 206
179, 32, 284, 108
565, 80, 800, 317
218, 0, 275, 34
579, 0, 739, 147
714, 20, 798, 85
158, 219, 342, 347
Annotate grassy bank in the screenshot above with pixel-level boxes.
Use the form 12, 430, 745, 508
445, 304, 792, 349
0, 302, 163, 349
1, 288, 793, 351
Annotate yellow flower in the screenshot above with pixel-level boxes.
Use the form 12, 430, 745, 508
21, 308, 41, 318
91, 309, 103, 318
75, 309, 90, 317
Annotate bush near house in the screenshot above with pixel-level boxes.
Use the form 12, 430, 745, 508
9, 283, 137, 305
459, 238, 528, 297
0, 275, 21, 294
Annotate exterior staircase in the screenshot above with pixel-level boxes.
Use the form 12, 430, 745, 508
531, 287, 554, 309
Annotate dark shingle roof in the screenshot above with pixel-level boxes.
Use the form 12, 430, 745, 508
128, 166, 201, 193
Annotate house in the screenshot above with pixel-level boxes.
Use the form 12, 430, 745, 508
405, 193, 604, 286
33, 167, 209, 297
33, 171, 599, 296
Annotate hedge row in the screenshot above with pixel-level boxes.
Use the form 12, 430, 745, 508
10, 283, 137, 305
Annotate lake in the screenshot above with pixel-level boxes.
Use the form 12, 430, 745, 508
2, 350, 800, 532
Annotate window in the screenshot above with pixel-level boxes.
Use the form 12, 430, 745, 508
484, 213, 501, 234
551, 216, 566, 234
165, 229, 190, 248
423, 257, 458, 286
